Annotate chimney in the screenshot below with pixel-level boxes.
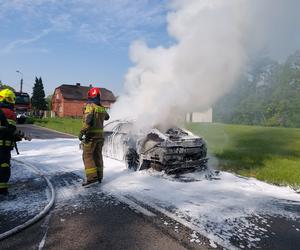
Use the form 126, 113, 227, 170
76, 83, 81, 86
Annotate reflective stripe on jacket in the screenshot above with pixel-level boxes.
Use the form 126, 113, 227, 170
0, 182, 8, 188
0, 140, 13, 147
80, 103, 109, 139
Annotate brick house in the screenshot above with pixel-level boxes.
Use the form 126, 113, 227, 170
51, 83, 116, 118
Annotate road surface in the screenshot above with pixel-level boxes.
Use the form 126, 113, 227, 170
0, 124, 299, 250
17, 124, 75, 139
0, 125, 217, 250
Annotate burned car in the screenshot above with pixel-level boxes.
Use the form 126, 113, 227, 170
103, 120, 208, 175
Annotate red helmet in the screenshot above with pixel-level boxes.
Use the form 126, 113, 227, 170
88, 87, 101, 98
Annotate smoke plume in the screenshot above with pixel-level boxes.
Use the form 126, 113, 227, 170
110, 0, 300, 130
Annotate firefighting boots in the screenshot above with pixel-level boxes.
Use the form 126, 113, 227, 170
82, 179, 100, 187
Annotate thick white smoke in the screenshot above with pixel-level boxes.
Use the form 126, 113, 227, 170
110, 0, 300, 130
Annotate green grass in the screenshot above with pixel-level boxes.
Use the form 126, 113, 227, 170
186, 123, 300, 188
33, 117, 82, 136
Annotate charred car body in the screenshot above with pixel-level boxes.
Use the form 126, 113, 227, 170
103, 120, 208, 174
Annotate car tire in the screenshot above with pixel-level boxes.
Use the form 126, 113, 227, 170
139, 159, 151, 171
125, 148, 139, 171
17, 117, 26, 124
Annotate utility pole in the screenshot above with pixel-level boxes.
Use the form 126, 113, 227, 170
16, 70, 23, 93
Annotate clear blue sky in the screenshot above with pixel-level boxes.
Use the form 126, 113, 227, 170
0, 0, 170, 96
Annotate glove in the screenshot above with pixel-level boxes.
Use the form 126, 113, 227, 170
78, 132, 84, 141
14, 131, 24, 142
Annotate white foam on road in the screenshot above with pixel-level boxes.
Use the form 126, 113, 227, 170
0, 162, 48, 216
14, 139, 300, 248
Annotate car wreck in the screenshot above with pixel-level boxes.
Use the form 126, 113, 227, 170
103, 120, 208, 175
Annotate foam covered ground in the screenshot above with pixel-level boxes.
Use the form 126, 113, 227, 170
12, 139, 300, 248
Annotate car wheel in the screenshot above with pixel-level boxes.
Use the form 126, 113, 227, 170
17, 117, 26, 124
139, 159, 151, 171
125, 148, 139, 171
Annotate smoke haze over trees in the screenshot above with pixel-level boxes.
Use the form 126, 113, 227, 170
214, 51, 300, 128
111, 0, 300, 130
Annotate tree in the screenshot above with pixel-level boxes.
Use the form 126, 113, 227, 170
31, 77, 47, 111
45, 94, 53, 110
213, 52, 300, 128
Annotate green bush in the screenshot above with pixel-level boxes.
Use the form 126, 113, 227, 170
25, 116, 35, 124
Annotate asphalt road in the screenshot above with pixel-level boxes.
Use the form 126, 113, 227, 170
1, 124, 299, 250
17, 124, 75, 139
0, 125, 217, 250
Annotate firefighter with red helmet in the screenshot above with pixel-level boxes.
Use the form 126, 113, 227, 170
0, 88, 19, 195
79, 87, 109, 186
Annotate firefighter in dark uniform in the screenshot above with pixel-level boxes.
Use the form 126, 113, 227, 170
0, 89, 18, 195
79, 87, 109, 186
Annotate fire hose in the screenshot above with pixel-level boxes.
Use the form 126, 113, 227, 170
0, 159, 55, 241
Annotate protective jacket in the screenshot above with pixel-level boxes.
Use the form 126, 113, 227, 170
0, 107, 16, 149
80, 103, 109, 140
0, 107, 16, 195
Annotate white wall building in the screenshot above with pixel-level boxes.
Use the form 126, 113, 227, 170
186, 108, 213, 123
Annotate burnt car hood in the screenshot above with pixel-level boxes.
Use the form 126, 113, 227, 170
139, 127, 205, 149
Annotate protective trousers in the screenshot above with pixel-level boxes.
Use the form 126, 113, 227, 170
0, 148, 11, 195
82, 139, 104, 182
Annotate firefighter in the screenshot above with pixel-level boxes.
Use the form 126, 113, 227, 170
0, 88, 18, 195
79, 87, 109, 186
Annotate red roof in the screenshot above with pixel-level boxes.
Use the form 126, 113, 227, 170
54, 84, 116, 102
